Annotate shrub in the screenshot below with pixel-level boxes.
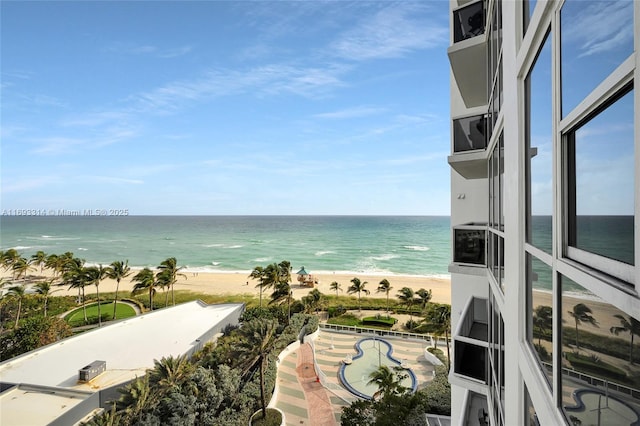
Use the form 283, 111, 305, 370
566, 351, 627, 382
362, 316, 396, 328
405, 319, 419, 330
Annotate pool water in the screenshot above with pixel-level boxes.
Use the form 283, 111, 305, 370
338, 337, 417, 399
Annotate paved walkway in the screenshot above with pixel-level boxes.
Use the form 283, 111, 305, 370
273, 330, 441, 425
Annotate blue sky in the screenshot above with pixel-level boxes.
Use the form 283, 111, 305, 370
1, 1, 451, 216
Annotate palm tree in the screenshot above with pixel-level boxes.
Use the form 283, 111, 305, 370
34, 280, 60, 317
30, 250, 47, 274
269, 280, 293, 322
397, 287, 416, 322
377, 279, 393, 317
12, 257, 32, 281
148, 355, 193, 391
367, 365, 407, 400
6, 284, 26, 329
157, 257, 187, 306
428, 304, 452, 370
116, 375, 153, 419
568, 303, 598, 350
308, 288, 323, 315
85, 265, 107, 326
132, 268, 157, 311
63, 259, 88, 323
533, 305, 553, 346
610, 314, 640, 364
416, 288, 432, 313
44, 253, 60, 278
235, 319, 280, 420
348, 277, 369, 312
106, 260, 131, 319
0, 249, 20, 275
249, 266, 266, 307
330, 281, 342, 297
156, 271, 172, 307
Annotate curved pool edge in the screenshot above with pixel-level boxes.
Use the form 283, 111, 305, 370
338, 337, 418, 400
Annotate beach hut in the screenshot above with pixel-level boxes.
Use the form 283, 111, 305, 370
296, 266, 318, 287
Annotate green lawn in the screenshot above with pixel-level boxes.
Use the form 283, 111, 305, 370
65, 301, 137, 327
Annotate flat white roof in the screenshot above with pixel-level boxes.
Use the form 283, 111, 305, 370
0, 386, 92, 426
0, 301, 243, 391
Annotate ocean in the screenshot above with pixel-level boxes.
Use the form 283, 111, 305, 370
0, 216, 451, 277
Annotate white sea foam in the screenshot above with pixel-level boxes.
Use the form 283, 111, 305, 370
315, 250, 335, 256
253, 257, 271, 262
11, 246, 32, 250
371, 254, 399, 261
404, 245, 430, 251
204, 244, 223, 248
226, 245, 243, 249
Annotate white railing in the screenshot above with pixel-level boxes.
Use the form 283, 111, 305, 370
319, 323, 450, 347
541, 361, 640, 399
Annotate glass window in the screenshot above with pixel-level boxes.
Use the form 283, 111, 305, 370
560, 0, 634, 117
453, 1, 485, 43
525, 384, 540, 426
453, 115, 487, 152
566, 86, 635, 278
560, 275, 640, 424
454, 227, 486, 265
524, 0, 538, 34
526, 31, 552, 254
526, 254, 553, 387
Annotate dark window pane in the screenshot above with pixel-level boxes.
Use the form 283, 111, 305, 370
560, 0, 633, 117
454, 228, 486, 265
453, 115, 487, 152
453, 1, 485, 43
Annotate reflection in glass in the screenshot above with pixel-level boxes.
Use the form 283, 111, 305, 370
525, 385, 540, 426
568, 88, 635, 265
526, 32, 552, 253
527, 254, 553, 387
561, 0, 633, 117
453, 1, 485, 43
454, 227, 486, 265
561, 276, 640, 425
453, 115, 487, 152
524, 0, 538, 34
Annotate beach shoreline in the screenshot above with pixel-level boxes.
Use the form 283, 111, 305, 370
1, 269, 453, 305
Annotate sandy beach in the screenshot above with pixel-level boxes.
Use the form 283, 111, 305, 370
2, 269, 452, 305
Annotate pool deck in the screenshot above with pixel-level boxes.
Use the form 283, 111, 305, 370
272, 329, 438, 425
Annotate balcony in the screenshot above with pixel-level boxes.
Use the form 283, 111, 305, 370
450, 224, 486, 275
453, 297, 488, 384
448, 114, 488, 179
448, 0, 487, 109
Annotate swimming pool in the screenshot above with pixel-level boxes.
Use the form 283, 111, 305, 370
338, 337, 418, 399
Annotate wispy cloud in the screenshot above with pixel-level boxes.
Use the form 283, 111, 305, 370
130, 63, 349, 113
313, 106, 386, 119
329, 3, 447, 61
105, 42, 193, 58
562, 1, 633, 57
87, 175, 144, 185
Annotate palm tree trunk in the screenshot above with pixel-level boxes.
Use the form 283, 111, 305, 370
575, 321, 579, 349
165, 288, 169, 307
97, 286, 101, 326
14, 300, 21, 329
44, 297, 48, 317
82, 288, 88, 323
149, 289, 153, 311
113, 279, 120, 320
171, 283, 175, 306
630, 333, 634, 364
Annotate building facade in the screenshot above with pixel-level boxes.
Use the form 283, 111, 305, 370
447, 0, 639, 424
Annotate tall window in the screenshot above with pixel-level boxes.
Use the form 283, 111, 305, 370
526, 31, 552, 254
526, 254, 553, 387
565, 86, 635, 283
560, 276, 640, 423
560, 0, 634, 117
